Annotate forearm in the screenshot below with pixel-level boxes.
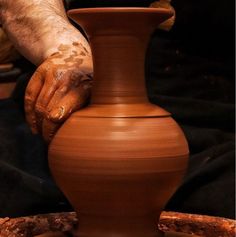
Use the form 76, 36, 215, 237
0, 0, 91, 66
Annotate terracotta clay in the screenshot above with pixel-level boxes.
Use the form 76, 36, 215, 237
24, 43, 93, 142
49, 8, 189, 237
1, 211, 235, 237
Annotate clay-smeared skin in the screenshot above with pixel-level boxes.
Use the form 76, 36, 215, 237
25, 43, 93, 142
0, 0, 91, 65
0, 0, 93, 141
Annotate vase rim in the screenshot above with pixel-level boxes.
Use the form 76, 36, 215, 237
68, 7, 173, 16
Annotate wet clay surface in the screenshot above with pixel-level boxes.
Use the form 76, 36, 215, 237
49, 8, 188, 237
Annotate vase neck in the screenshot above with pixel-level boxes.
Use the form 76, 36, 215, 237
90, 34, 150, 105
68, 8, 173, 105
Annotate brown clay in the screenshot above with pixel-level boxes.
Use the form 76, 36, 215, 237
49, 8, 189, 237
1, 211, 235, 237
24, 42, 93, 142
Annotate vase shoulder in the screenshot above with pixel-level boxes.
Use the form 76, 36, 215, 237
70, 103, 170, 118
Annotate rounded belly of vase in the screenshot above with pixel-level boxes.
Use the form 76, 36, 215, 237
48, 113, 188, 236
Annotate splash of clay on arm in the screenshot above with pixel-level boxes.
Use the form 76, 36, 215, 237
0, 0, 90, 65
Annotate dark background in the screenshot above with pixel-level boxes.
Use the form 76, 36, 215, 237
0, 0, 234, 219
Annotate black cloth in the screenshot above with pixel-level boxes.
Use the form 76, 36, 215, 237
0, 0, 234, 218
0, 71, 72, 217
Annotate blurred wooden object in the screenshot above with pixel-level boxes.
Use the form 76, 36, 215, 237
0, 65, 21, 99
0, 211, 235, 237
0, 82, 16, 99
0, 28, 21, 99
0, 28, 20, 64
0, 63, 14, 72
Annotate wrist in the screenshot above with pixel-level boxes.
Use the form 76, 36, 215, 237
42, 27, 93, 73
42, 24, 91, 65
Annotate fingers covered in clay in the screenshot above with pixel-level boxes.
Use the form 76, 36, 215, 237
24, 43, 93, 142
25, 70, 44, 134
42, 81, 91, 142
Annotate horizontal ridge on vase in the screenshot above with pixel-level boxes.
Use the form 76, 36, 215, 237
49, 7, 189, 237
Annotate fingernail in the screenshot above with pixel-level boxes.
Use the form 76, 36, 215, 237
49, 106, 65, 121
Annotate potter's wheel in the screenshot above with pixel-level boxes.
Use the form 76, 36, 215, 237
165, 233, 200, 237
1, 211, 234, 237
36, 232, 200, 237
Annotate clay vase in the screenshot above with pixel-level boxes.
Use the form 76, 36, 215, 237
49, 8, 189, 237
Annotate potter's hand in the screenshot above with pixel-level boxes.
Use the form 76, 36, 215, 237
0, 0, 93, 142
25, 44, 93, 142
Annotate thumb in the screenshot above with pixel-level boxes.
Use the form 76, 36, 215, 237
43, 87, 90, 142
48, 86, 89, 123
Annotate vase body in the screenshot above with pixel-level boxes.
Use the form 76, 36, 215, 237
49, 8, 189, 237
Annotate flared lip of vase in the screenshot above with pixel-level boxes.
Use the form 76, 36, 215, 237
68, 7, 173, 17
